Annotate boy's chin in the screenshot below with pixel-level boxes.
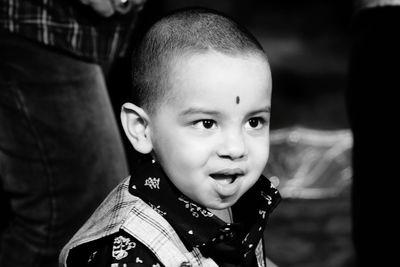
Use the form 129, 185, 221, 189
205, 198, 237, 210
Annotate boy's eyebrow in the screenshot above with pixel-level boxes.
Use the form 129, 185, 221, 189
179, 106, 271, 116
179, 107, 220, 116
249, 106, 271, 114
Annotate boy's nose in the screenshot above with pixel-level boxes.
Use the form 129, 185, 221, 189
217, 130, 248, 160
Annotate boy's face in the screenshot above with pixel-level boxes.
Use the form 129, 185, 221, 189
148, 51, 272, 210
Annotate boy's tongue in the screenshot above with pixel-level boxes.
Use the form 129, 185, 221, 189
210, 174, 236, 184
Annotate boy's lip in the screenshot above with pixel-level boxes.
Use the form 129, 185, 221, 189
210, 168, 244, 197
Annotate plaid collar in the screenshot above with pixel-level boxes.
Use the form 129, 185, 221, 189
129, 156, 281, 266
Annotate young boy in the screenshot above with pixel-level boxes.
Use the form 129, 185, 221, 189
59, 7, 280, 267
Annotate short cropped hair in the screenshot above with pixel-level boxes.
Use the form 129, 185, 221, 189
131, 7, 267, 115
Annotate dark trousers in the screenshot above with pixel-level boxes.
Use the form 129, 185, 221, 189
0, 31, 128, 267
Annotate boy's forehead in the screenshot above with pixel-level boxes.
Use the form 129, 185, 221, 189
161, 50, 271, 106
167, 50, 270, 85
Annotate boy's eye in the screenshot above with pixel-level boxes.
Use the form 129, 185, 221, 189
245, 117, 265, 129
193, 119, 216, 129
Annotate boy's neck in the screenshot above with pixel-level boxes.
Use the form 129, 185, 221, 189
208, 208, 233, 223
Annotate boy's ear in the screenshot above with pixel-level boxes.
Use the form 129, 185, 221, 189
120, 103, 153, 154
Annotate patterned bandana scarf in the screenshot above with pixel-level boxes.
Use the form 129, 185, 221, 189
128, 155, 281, 266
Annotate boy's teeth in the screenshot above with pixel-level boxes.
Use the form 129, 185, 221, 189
218, 178, 233, 184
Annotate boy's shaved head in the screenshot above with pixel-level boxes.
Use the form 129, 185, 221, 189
131, 7, 268, 115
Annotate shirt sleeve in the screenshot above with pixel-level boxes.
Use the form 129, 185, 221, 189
67, 230, 164, 267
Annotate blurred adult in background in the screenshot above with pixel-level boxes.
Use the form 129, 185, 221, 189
0, 0, 147, 266
347, 0, 399, 265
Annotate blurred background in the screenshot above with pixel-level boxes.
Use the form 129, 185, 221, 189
108, 0, 355, 266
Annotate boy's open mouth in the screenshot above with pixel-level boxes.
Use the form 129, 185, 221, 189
210, 169, 244, 184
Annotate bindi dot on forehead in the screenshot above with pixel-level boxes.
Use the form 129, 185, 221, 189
236, 96, 240, 104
